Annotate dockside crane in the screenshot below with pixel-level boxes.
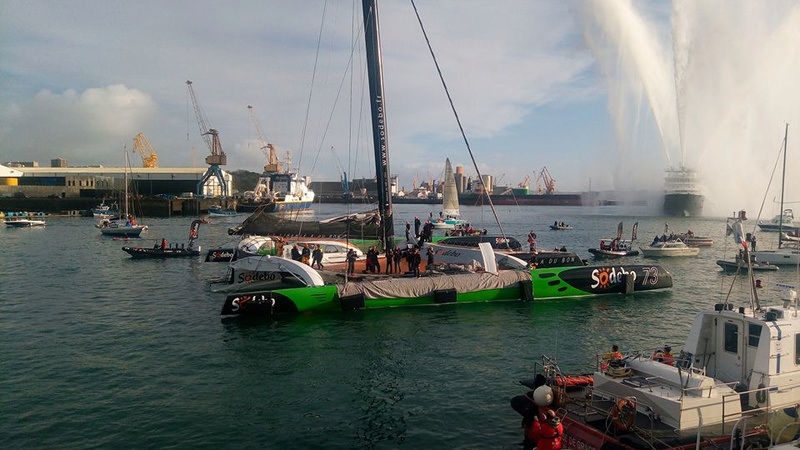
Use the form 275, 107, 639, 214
247, 105, 281, 173
132, 133, 159, 168
539, 166, 556, 194
330, 146, 350, 198
186, 80, 228, 197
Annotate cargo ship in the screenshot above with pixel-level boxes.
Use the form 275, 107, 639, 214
458, 190, 597, 207
663, 165, 703, 217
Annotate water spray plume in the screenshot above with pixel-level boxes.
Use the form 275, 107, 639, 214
576, 0, 800, 216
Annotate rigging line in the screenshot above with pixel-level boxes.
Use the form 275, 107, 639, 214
752, 126, 787, 235
298, 0, 331, 176
409, 0, 509, 240
308, 12, 367, 176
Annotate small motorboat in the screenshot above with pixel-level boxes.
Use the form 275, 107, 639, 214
122, 245, 201, 259
208, 205, 238, 217
588, 222, 640, 258
757, 208, 799, 233
588, 240, 639, 258
122, 219, 207, 258
639, 238, 699, 257
679, 231, 713, 247
716, 259, 778, 273
5, 218, 46, 228
549, 221, 573, 231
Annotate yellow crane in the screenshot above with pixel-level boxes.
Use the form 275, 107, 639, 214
132, 133, 159, 168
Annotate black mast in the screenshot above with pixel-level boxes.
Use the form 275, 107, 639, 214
362, 0, 394, 248
777, 123, 789, 248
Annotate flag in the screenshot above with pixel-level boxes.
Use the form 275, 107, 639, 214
733, 220, 747, 248
632, 222, 639, 241
616, 222, 623, 240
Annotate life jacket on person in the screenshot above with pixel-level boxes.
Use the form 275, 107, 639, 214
661, 350, 675, 366
524, 417, 539, 443
652, 350, 664, 362
535, 410, 563, 450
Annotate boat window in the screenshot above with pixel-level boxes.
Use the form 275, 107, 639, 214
748, 324, 762, 347
724, 322, 738, 353
796, 334, 800, 365
324, 245, 340, 253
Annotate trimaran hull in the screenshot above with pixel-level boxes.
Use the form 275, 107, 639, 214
219, 1, 673, 317
220, 264, 672, 316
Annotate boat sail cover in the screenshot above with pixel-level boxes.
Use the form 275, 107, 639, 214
442, 158, 459, 217
228, 207, 383, 239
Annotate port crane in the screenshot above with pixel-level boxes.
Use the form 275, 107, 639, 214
186, 80, 228, 197
330, 146, 350, 198
247, 105, 281, 174
535, 166, 556, 194
132, 133, 159, 168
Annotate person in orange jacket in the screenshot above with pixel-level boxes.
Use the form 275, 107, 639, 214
654, 345, 675, 366
533, 409, 563, 450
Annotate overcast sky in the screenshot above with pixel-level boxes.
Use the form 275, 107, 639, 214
2, 1, 799, 216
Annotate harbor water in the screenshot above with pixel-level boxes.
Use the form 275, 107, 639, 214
2, 203, 798, 449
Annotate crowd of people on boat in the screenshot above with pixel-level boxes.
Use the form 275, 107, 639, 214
347, 245, 431, 277
286, 243, 325, 270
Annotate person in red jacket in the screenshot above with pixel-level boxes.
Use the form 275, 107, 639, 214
533, 409, 563, 450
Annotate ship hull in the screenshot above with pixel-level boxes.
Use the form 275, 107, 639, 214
663, 193, 703, 217
220, 264, 673, 316
236, 200, 314, 213
459, 192, 597, 207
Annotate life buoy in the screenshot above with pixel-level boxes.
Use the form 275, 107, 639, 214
609, 398, 636, 432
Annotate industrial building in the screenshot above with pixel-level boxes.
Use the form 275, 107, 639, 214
0, 161, 232, 199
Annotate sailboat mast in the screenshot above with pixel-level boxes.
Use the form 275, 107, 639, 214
362, 0, 394, 247
124, 149, 130, 219
778, 123, 789, 247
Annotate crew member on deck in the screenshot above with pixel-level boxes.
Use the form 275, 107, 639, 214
601, 344, 623, 371
653, 346, 674, 365
527, 230, 537, 251
531, 410, 563, 450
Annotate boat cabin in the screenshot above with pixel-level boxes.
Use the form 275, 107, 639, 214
592, 298, 800, 433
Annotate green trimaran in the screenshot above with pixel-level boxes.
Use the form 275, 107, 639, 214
220, 0, 673, 316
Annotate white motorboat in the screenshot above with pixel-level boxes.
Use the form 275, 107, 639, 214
758, 208, 799, 233
511, 253, 800, 448
639, 238, 699, 257
5, 218, 46, 228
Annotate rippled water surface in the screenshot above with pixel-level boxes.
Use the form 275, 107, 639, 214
2, 204, 797, 448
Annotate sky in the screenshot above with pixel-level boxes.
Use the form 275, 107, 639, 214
2, 0, 799, 217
